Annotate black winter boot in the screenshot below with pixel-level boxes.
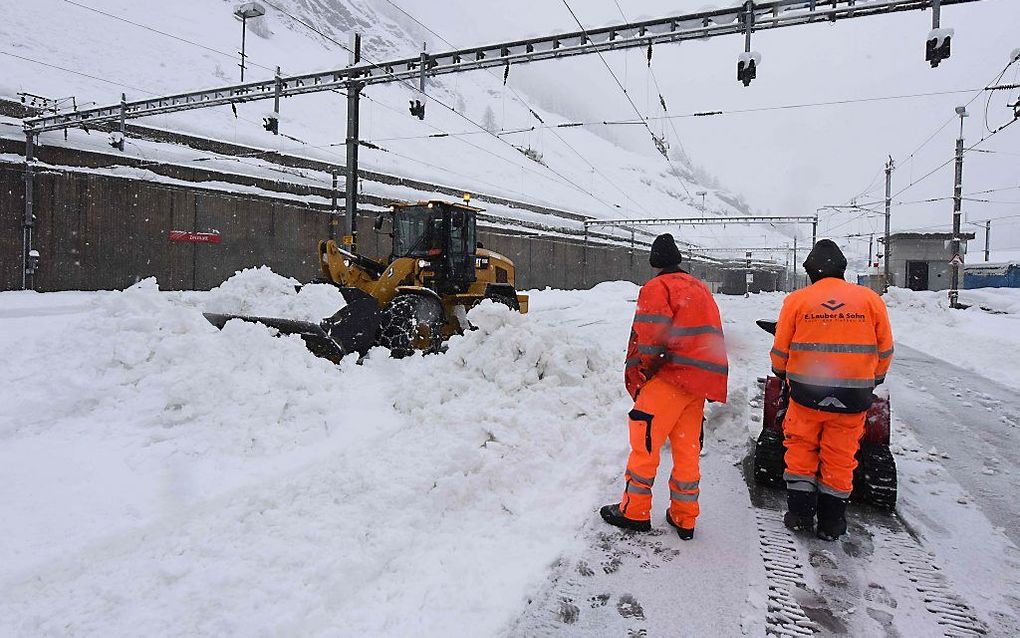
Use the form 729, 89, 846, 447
784, 489, 817, 533
665, 509, 695, 541
816, 493, 849, 541
600, 503, 652, 532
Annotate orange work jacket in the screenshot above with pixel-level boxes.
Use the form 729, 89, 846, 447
770, 277, 894, 413
625, 268, 728, 403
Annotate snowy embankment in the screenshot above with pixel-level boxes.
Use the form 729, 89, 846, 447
0, 269, 636, 636
884, 286, 1020, 389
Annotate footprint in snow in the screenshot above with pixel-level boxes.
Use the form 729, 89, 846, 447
589, 593, 610, 608
601, 554, 623, 574
809, 549, 839, 570
864, 582, 899, 609
616, 594, 646, 621
557, 598, 580, 624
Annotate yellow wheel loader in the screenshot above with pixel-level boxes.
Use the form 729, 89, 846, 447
205, 200, 528, 360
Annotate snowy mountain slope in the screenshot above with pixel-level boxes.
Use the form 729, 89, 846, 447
0, 0, 787, 248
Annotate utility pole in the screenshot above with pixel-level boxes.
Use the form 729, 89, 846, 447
949, 106, 968, 308
344, 32, 362, 250
984, 219, 991, 262
884, 157, 894, 292
330, 169, 339, 241
745, 251, 752, 298
582, 225, 589, 288
784, 249, 791, 292
787, 234, 795, 289
234, 3, 266, 82
22, 131, 36, 290
868, 234, 875, 271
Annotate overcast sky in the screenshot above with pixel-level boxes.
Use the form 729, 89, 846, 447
394, 0, 1020, 260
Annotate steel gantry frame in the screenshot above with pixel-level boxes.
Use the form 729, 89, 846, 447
581, 215, 818, 285
17, 0, 983, 289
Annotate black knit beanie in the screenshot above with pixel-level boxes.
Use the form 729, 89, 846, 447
803, 239, 848, 283
649, 234, 683, 269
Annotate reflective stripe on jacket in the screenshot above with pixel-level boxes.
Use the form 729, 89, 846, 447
625, 269, 729, 403
770, 278, 894, 413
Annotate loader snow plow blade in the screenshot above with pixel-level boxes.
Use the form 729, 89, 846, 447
203, 297, 382, 363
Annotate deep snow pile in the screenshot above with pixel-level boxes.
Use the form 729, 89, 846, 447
884, 286, 1020, 389
0, 270, 632, 637
188, 265, 346, 322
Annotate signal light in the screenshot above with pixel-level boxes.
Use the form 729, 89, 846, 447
108, 131, 125, 151
409, 99, 426, 120
926, 28, 953, 68
737, 51, 761, 87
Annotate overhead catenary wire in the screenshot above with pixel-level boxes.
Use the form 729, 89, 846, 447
836, 55, 1020, 208
260, 0, 627, 215
559, 0, 693, 200
890, 117, 1018, 200
0, 50, 152, 94
0, 50, 599, 213
610, 0, 691, 164
378, 0, 658, 220
56, 0, 602, 209
313, 86, 989, 145
58, 0, 278, 75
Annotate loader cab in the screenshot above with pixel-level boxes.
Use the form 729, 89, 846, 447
391, 201, 478, 294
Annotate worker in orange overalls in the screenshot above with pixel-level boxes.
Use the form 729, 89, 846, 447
601, 234, 728, 541
770, 240, 894, 541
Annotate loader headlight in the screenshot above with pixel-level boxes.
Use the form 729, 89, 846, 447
418, 259, 429, 269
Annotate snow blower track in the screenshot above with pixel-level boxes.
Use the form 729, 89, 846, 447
755, 510, 818, 636
876, 530, 988, 636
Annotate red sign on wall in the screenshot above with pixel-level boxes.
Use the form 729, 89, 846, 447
169, 230, 221, 244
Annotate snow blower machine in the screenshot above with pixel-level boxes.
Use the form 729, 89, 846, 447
751, 320, 897, 512
205, 200, 528, 360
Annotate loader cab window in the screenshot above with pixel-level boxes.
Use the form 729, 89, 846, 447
392, 207, 430, 257
449, 209, 476, 257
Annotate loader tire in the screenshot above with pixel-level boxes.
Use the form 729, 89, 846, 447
853, 444, 897, 513
753, 428, 786, 487
378, 293, 445, 358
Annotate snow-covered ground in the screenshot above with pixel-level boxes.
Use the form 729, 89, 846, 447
886, 286, 1020, 389
2, 274, 1020, 636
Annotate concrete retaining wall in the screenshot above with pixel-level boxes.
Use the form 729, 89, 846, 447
1, 166, 662, 292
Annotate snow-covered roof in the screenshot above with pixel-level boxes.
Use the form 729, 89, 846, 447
965, 262, 1019, 275
884, 231, 977, 241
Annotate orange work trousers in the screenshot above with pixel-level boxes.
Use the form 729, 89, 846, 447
782, 400, 867, 499
618, 377, 705, 528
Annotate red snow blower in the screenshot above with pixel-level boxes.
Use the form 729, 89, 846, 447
751, 320, 897, 512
